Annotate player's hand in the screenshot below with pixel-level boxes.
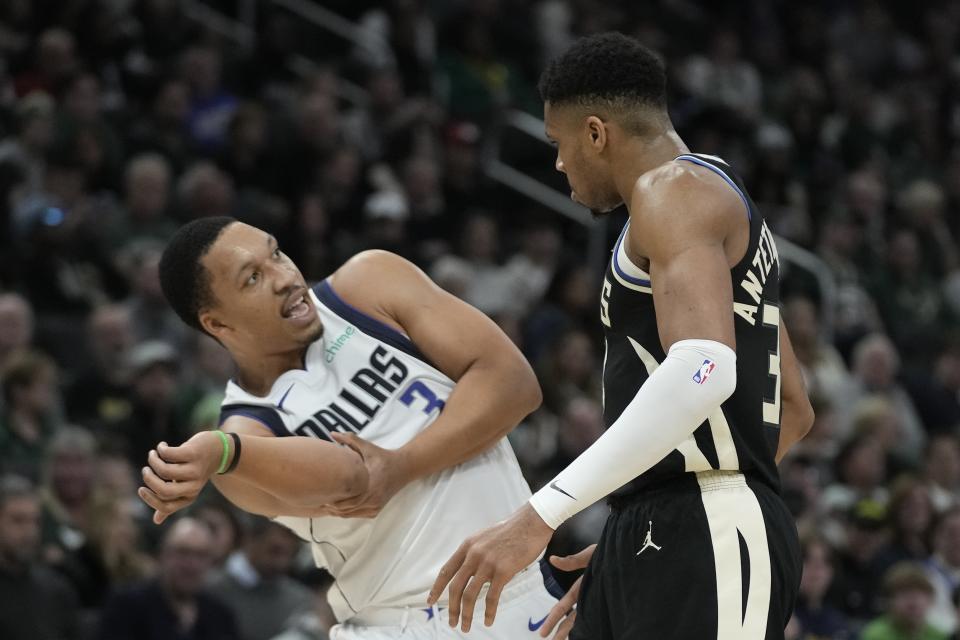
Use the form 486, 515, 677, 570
326, 432, 412, 518
427, 503, 554, 633
137, 431, 221, 525
539, 545, 596, 639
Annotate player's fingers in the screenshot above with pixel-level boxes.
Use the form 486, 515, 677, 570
148, 449, 194, 482
549, 544, 596, 571
330, 432, 368, 457
541, 577, 581, 635
550, 610, 577, 640
428, 545, 467, 605
137, 487, 191, 524
482, 575, 507, 627
458, 572, 490, 632
157, 441, 193, 463
142, 466, 198, 500
445, 564, 475, 627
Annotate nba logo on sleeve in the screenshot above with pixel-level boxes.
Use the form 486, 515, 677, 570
692, 359, 716, 384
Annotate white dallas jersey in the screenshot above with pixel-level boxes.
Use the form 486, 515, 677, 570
219, 280, 532, 622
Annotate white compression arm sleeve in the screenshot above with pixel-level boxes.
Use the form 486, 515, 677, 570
529, 339, 737, 529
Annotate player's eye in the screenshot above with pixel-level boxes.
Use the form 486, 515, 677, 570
273, 247, 282, 259
247, 271, 259, 286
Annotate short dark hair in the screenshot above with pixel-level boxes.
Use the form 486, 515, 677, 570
0, 474, 36, 512
159, 216, 236, 333
538, 32, 667, 129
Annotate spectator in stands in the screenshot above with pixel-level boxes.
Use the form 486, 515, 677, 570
58, 493, 154, 612
0, 91, 55, 198
783, 295, 852, 413
500, 220, 563, 317
0, 474, 80, 640
523, 262, 599, 362
270, 569, 335, 640
357, 190, 412, 259
860, 563, 947, 640
537, 328, 602, 414
55, 70, 123, 191
104, 153, 178, 252
924, 434, 960, 514
0, 292, 34, 369
209, 519, 311, 640
105, 340, 184, 468
926, 507, 960, 636
429, 212, 512, 315
181, 45, 237, 152
120, 243, 188, 349
0, 350, 61, 481
13, 28, 77, 97
39, 427, 100, 566
176, 161, 236, 220
218, 102, 278, 194
66, 304, 134, 426
402, 154, 449, 259
794, 535, 852, 640
194, 497, 243, 569
841, 333, 925, 461
872, 229, 953, 367
124, 77, 192, 173
877, 477, 937, 574
908, 346, 960, 435
829, 499, 889, 624
98, 516, 238, 640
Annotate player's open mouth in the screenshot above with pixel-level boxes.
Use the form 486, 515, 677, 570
281, 292, 311, 319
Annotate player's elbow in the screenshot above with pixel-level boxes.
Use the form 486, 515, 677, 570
522, 374, 544, 415
333, 451, 369, 501
345, 453, 370, 498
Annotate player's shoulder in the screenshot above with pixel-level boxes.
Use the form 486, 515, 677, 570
327, 250, 433, 323
331, 250, 422, 289
630, 156, 745, 239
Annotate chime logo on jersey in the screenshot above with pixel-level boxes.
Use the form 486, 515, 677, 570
692, 359, 716, 385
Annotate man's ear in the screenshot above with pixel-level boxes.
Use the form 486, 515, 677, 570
585, 115, 608, 152
199, 309, 230, 340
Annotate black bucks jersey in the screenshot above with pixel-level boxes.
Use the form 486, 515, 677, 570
601, 153, 782, 496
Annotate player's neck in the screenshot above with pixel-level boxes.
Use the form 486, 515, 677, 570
612, 129, 688, 207
232, 347, 308, 397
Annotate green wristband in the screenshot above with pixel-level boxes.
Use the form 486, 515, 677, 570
214, 430, 231, 475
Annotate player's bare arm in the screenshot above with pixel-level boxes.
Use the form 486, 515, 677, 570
322, 250, 543, 517
430, 165, 748, 632
774, 320, 814, 463
138, 414, 367, 524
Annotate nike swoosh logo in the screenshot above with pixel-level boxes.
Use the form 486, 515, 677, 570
549, 481, 576, 500
529, 615, 548, 631
277, 383, 295, 411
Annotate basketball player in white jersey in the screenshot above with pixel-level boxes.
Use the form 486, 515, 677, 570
137, 217, 562, 638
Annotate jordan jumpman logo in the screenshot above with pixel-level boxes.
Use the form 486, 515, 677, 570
636, 520, 662, 555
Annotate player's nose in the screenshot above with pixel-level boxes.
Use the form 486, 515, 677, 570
272, 261, 299, 293
555, 155, 565, 173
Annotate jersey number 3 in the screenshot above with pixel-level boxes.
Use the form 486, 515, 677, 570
762, 303, 781, 427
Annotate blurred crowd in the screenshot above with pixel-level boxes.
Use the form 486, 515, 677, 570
0, 1, 959, 639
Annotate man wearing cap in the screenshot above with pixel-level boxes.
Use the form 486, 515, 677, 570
106, 340, 183, 469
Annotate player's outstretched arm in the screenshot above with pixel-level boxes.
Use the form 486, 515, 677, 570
138, 416, 367, 523
322, 251, 542, 517
774, 320, 814, 463
430, 168, 744, 631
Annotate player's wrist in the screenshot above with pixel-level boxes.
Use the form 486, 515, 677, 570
522, 500, 557, 535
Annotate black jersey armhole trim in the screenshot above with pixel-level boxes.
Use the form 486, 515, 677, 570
219, 404, 288, 437
312, 279, 438, 370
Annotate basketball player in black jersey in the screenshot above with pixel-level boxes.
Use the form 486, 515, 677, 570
430, 33, 813, 639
